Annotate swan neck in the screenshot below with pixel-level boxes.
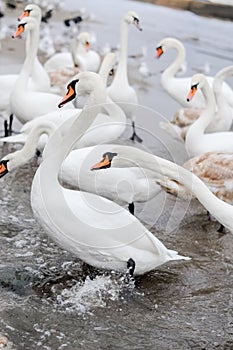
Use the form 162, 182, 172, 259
16, 24, 39, 89
102, 96, 126, 123
115, 19, 129, 82
162, 42, 185, 80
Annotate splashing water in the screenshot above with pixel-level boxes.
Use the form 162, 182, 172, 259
55, 274, 135, 314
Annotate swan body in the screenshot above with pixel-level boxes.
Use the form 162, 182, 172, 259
156, 38, 233, 109
160, 65, 233, 141
30, 71, 189, 275
10, 16, 74, 125
107, 11, 142, 140
44, 32, 101, 73
185, 74, 233, 157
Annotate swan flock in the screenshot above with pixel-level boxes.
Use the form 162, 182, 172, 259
0, 3, 233, 279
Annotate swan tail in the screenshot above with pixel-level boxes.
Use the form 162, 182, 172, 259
159, 121, 184, 142
168, 249, 191, 261
0, 133, 27, 144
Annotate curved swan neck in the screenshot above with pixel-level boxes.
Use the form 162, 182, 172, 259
162, 40, 185, 81
8, 123, 55, 171
213, 66, 233, 106
102, 96, 126, 123
99, 54, 115, 86
188, 80, 216, 135
16, 21, 39, 89
113, 147, 232, 230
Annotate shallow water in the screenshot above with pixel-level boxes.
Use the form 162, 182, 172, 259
0, 1, 233, 349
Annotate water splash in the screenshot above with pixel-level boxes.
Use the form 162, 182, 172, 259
55, 274, 135, 314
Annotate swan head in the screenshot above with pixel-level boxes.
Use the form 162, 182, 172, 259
58, 72, 106, 108
12, 16, 37, 38
155, 37, 183, 58
0, 149, 28, 177
18, 4, 42, 22
91, 152, 118, 171
124, 11, 142, 31
78, 32, 92, 51
187, 73, 205, 102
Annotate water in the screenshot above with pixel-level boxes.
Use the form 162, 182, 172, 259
0, 1, 233, 349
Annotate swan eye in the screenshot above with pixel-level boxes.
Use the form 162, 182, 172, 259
191, 83, 199, 90
133, 16, 139, 24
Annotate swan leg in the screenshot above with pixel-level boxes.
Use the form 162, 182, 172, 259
4, 120, 8, 137
130, 121, 143, 143
128, 202, 135, 215
126, 258, 136, 279
8, 114, 13, 134
217, 224, 226, 235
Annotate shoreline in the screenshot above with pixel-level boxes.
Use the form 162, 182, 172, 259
133, 0, 233, 21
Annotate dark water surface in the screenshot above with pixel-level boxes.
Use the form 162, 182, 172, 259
0, 0, 233, 349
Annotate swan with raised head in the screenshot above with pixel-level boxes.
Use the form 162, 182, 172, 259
10, 16, 74, 125
107, 11, 143, 142
160, 65, 233, 141
0, 3, 50, 134
185, 73, 233, 157
155, 37, 233, 109
91, 147, 233, 233
44, 32, 101, 73
28, 71, 190, 275
1, 52, 125, 150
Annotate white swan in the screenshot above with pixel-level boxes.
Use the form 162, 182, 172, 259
0, 128, 162, 213
155, 37, 233, 109
91, 147, 233, 233
185, 73, 233, 157
44, 32, 101, 73
0, 4, 50, 132
10, 16, 74, 125
2, 52, 125, 150
18, 3, 51, 93
160, 65, 233, 141
107, 11, 143, 142
29, 71, 189, 275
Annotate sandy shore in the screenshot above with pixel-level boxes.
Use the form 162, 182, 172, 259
134, 0, 233, 20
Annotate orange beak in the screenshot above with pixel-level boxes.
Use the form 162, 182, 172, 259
12, 24, 25, 38
85, 41, 90, 51
91, 154, 110, 171
0, 161, 8, 178
155, 46, 163, 59
187, 86, 197, 102
58, 85, 76, 108
18, 10, 30, 21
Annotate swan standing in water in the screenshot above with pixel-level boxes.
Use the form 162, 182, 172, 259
155, 37, 233, 109
160, 65, 233, 141
107, 11, 143, 143
10, 16, 74, 125
185, 74, 233, 157
28, 72, 190, 276
91, 147, 233, 234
